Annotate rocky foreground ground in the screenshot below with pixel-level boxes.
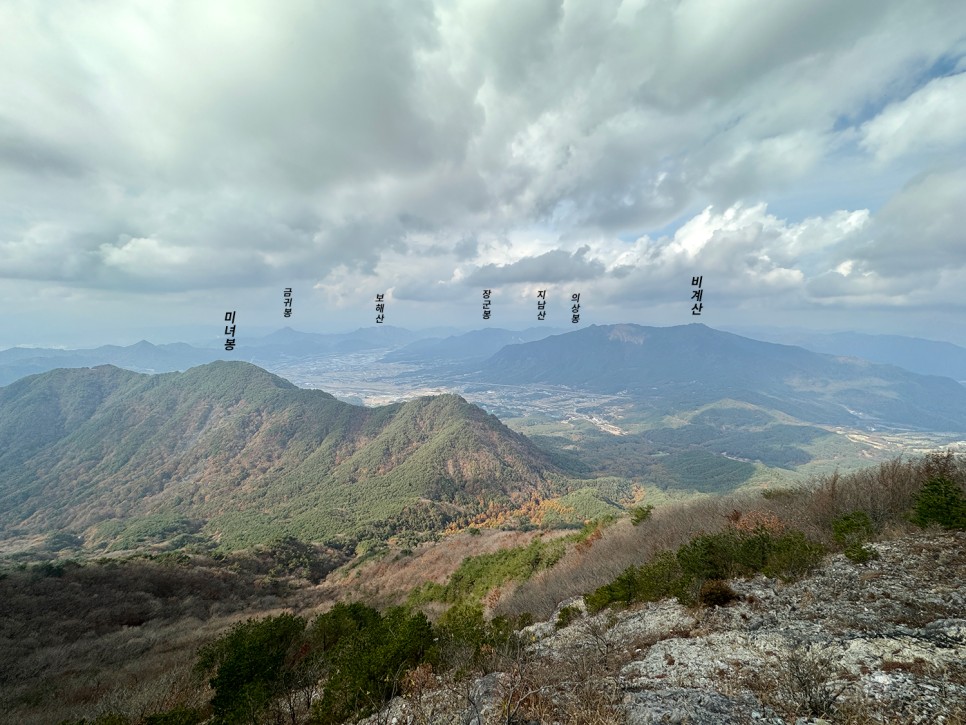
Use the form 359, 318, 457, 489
361, 531, 966, 724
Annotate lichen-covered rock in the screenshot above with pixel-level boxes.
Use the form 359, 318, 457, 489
624, 687, 778, 725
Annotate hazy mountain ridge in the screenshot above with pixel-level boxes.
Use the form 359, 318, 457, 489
477, 323, 966, 432
726, 326, 966, 381
380, 327, 566, 364
0, 326, 435, 385
0, 362, 563, 549
0, 341, 222, 385
248, 325, 424, 357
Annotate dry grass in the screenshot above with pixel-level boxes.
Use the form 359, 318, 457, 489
1, 616, 214, 724
495, 496, 732, 620
488, 616, 637, 725
323, 529, 564, 609
495, 452, 966, 621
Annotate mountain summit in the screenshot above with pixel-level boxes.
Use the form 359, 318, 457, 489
479, 323, 966, 431
0, 361, 559, 549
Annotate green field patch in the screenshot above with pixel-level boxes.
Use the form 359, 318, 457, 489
554, 487, 623, 520
659, 449, 756, 493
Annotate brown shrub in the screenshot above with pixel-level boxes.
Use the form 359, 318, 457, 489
495, 497, 731, 620
732, 509, 784, 535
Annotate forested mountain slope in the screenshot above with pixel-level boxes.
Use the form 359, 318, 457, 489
0, 362, 561, 549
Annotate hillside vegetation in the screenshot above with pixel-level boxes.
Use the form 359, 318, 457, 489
2, 452, 964, 724
495, 450, 966, 620
0, 362, 566, 550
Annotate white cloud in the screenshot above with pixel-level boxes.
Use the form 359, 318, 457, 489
100, 237, 194, 273
465, 246, 605, 285
861, 72, 966, 162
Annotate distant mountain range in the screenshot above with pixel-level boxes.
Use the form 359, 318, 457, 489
5, 323, 966, 393
0, 362, 561, 549
5, 323, 966, 554
0, 340, 221, 385
724, 327, 966, 382
246, 325, 423, 358
475, 323, 966, 432
0, 326, 429, 385
381, 327, 566, 364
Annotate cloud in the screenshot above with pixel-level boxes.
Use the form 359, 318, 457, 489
464, 246, 605, 285
453, 237, 478, 260
0, 222, 96, 281
860, 72, 966, 162
844, 167, 966, 276
379, 200, 877, 314
805, 268, 930, 304
100, 236, 195, 273
0, 122, 86, 178
1, 0, 966, 342
595, 203, 866, 307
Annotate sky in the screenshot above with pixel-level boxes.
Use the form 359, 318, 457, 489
1, 0, 965, 348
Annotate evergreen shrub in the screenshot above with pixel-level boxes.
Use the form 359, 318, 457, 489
586, 527, 824, 612
911, 476, 966, 530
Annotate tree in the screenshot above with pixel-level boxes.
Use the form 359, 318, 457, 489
195, 613, 307, 725
912, 476, 966, 530
311, 604, 433, 725
630, 504, 653, 525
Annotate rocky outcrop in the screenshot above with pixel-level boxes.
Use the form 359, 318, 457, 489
361, 531, 966, 724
